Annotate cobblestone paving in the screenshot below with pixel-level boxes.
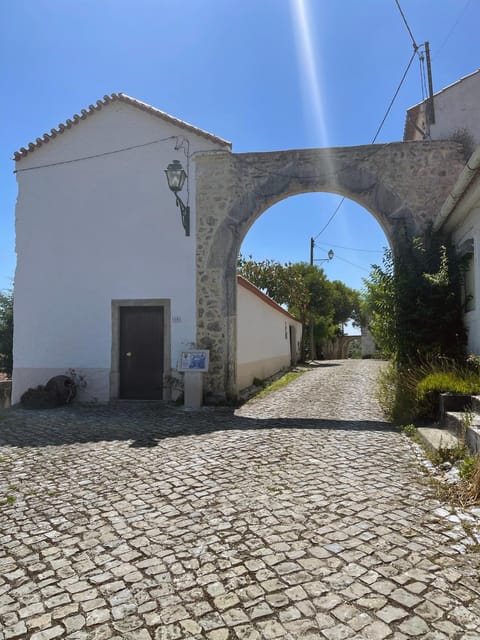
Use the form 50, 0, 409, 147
0, 360, 479, 639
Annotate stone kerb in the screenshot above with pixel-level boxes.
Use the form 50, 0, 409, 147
195, 141, 465, 399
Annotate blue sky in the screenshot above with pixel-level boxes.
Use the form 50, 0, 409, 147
2, 0, 478, 293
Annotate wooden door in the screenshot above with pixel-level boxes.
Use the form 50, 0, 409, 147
119, 306, 164, 399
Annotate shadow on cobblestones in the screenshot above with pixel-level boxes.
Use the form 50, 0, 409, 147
0, 404, 396, 450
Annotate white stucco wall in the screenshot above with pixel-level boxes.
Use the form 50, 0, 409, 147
236, 279, 302, 390
451, 208, 480, 356
361, 326, 377, 357
408, 71, 480, 144
13, 102, 226, 402
430, 72, 480, 145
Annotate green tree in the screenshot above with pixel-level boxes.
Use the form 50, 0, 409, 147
363, 231, 467, 366
329, 280, 361, 331
238, 255, 360, 358
0, 289, 13, 376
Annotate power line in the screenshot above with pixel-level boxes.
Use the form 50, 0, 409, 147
312, 47, 418, 240
434, 0, 473, 58
418, 49, 428, 101
310, 0, 422, 241
14, 135, 180, 173
371, 49, 417, 144
316, 241, 383, 254
394, 0, 419, 51
313, 197, 345, 241
332, 253, 371, 273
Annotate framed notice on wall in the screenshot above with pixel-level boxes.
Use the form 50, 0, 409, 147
179, 350, 210, 372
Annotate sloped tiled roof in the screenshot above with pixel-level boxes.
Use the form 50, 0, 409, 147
14, 93, 232, 161
237, 275, 301, 323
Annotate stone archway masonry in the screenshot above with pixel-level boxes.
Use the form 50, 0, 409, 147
195, 140, 465, 398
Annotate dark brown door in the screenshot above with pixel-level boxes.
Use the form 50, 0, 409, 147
119, 306, 164, 399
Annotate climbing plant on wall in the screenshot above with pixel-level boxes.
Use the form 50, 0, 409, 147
363, 229, 467, 366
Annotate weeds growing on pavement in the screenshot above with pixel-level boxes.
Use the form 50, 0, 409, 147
458, 454, 480, 505
255, 368, 307, 399
402, 423, 480, 507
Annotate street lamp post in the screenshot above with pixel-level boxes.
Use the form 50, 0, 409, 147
309, 238, 334, 361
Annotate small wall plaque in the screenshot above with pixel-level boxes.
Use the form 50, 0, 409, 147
179, 350, 210, 372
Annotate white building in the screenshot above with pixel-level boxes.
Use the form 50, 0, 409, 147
403, 70, 480, 357
434, 145, 480, 355
404, 69, 480, 147
12, 94, 301, 404
237, 276, 302, 390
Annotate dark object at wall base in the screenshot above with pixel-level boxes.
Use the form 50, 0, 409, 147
439, 392, 472, 422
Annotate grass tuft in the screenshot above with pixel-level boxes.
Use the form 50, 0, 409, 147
256, 369, 306, 398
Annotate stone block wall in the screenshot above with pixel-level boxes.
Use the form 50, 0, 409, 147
195, 141, 466, 398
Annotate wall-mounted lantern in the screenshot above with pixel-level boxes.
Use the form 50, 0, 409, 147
165, 160, 190, 236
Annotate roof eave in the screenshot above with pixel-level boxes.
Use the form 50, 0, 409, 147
13, 92, 232, 161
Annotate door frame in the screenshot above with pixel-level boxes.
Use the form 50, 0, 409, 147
111, 299, 171, 400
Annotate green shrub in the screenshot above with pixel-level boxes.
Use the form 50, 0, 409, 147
459, 455, 479, 481
376, 362, 420, 423
416, 371, 480, 420
402, 424, 417, 437
429, 441, 468, 466
377, 357, 480, 423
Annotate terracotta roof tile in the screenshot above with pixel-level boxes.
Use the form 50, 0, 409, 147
237, 275, 301, 323
13, 93, 231, 161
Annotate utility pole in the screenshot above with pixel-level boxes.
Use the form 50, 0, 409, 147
425, 41, 435, 129
309, 238, 315, 361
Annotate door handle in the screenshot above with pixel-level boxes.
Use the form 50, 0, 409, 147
126, 352, 132, 357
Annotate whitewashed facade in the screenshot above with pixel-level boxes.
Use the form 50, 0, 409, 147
404, 69, 480, 145
237, 276, 302, 390
12, 95, 230, 403
435, 146, 480, 355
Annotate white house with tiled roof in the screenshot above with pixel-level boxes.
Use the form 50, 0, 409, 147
12, 95, 301, 403
237, 276, 302, 390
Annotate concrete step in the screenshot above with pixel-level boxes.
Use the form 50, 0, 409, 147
471, 395, 480, 413
417, 426, 462, 453
443, 410, 480, 455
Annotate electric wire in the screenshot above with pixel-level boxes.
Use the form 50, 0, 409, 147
330, 253, 371, 273
434, 0, 473, 58
313, 197, 345, 241
371, 49, 417, 144
311, 0, 421, 241
316, 241, 383, 254
312, 47, 418, 241
418, 50, 427, 101
14, 135, 181, 173
394, 0, 419, 51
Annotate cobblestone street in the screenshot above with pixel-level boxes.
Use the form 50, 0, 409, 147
0, 360, 479, 639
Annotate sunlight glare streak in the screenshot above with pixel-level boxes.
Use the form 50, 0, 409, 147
290, 0, 329, 147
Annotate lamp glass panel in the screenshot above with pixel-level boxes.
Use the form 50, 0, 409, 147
166, 161, 186, 192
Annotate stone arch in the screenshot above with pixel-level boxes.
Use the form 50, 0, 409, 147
195, 141, 465, 398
